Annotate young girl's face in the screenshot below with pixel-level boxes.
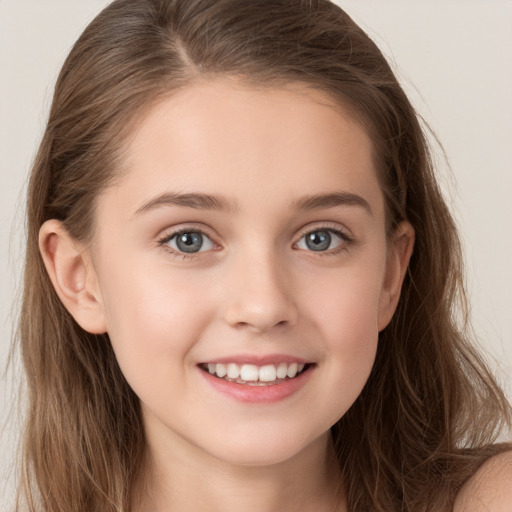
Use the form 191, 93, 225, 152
81, 79, 411, 467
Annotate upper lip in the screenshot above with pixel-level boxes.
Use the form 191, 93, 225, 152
198, 354, 313, 366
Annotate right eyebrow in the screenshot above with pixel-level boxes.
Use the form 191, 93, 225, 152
134, 192, 240, 216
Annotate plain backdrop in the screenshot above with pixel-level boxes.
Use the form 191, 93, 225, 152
1, 0, 511, 506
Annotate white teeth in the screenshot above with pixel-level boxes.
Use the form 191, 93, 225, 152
240, 364, 259, 382
215, 363, 227, 378
206, 361, 309, 383
287, 363, 298, 378
259, 364, 277, 382
276, 363, 288, 379
227, 363, 240, 379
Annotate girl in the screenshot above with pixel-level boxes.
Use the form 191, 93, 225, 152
13, 0, 512, 510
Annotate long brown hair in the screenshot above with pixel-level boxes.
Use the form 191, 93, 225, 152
17, 0, 511, 510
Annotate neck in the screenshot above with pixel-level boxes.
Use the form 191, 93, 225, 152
132, 431, 346, 512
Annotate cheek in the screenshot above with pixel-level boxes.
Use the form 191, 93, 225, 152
97, 263, 217, 377
316, 275, 380, 374
305, 258, 385, 343
298, 259, 384, 421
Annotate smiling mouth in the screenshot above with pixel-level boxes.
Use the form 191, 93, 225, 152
199, 362, 313, 386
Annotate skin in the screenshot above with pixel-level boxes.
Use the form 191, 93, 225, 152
454, 451, 512, 512
40, 79, 415, 511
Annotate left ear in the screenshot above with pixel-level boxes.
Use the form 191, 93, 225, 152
378, 221, 415, 331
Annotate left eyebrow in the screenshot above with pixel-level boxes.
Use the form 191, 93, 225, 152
292, 191, 373, 216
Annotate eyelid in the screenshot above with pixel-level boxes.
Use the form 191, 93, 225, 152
295, 222, 353, 243
158, 223, 217, 243
293, 222, 354, 255
157, 224, 220, 260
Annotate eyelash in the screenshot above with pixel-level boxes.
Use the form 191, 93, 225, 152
157, 224, 353, 261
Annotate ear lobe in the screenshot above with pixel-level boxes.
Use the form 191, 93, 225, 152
378, 221, 415, 331
39, 220, 107, 334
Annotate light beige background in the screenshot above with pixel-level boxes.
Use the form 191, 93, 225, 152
1, 0, 511, 506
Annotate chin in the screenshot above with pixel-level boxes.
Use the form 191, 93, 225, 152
202, 427, 328, 468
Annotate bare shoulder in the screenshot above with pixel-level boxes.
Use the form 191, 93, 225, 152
454, 450, 512, 511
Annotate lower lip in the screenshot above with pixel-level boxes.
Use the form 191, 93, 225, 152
199, 366, 314, 403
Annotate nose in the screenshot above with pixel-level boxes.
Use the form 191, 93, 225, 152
222, 248, 298, 333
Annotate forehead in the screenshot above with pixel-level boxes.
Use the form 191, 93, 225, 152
105, 78, 383, 219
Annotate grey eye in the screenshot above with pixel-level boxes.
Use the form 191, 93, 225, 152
296, 229, 344, 252
166, 231, 214, 253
